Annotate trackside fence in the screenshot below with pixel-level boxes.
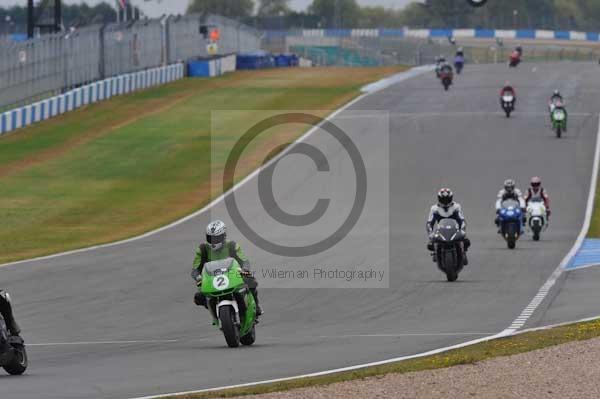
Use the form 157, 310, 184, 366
0, 63, 184, 135
0, 14, 261, 110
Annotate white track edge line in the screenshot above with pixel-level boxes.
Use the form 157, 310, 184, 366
130, 313, 600, 399
501, 113, 600, 335
128, 116, 600, 399
0, 67, 431, 270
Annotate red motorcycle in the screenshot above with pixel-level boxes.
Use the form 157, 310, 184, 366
439, 67, 454, 91
509, 51, 521, 68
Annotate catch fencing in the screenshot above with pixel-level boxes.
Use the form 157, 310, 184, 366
0, 14, 261, 110
265, 28, 600, 67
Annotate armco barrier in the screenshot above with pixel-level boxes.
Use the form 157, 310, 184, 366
0, 63, 184, 135
265, 28, 600, 42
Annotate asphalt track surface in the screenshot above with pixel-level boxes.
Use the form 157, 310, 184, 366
1, 62, 600, 399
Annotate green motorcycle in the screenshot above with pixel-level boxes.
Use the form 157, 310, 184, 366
551, 107, 567, 138
200, 258, 257, 348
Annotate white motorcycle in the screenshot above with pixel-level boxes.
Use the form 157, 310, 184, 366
501, 94, 515, 118
526, 198, 548, 241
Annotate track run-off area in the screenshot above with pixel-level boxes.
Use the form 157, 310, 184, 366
2, 62, 600, 399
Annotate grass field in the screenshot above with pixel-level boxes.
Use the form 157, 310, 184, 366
0, 66, 405, 264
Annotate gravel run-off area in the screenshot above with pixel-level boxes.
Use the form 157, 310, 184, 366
224, 337, 600, 399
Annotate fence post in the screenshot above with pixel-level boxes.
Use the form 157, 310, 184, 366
99, 24, 106, 79
163, 16, 170, 66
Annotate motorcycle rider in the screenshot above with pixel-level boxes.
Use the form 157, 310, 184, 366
515, 45, 523, 56
549, 90, 564, 111
549, 90, 568, 129
435, 55, 447, 76
456, 47, 464, 57
500, 81, 516, 106
510, 46, 522, 66
495, 179, 526, 232
525, 176, 551, 220
0, 291, 21, 338
427, 188, 471, 265
191, 220, 263, 316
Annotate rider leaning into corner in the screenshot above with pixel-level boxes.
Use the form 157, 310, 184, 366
0, 291, 21, 338
191, 220, 263, 316
525, 176, 551, 220
427, 188, 471, 266
495, 179, 527, 231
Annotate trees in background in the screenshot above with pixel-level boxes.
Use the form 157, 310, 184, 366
257, 0, 291, 17
308, 0, 360, 28
5, 0, 600, 32
187, 0, 254, 19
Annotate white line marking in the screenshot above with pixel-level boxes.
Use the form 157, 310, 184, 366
0, 67, 432, 270
316, 333, 494, 338
501, 114, 600, 335
28, 339, 180, 347
129, 332, 508, 399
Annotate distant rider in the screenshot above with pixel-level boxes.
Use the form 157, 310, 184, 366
500, 82, 516, 105
525, 176, 551, 220
549, 90, 568, 129
549, 90, 564, 111
454, 47, 465, 64
0, 290, 21, 338
191, 220, 263, 316
435, 55, 447, 76
495, 179, 526, 231
427, 188, 471, 265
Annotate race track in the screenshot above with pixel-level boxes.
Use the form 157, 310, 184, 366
1, 62, 600, 399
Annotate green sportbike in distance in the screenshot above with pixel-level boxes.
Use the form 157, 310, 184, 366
200, 258, 257, 348
551, 107, 567, 138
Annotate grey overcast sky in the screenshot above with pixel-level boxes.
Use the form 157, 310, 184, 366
0, 0, 415, 18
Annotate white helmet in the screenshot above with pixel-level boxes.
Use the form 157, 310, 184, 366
206, 220, 227, 251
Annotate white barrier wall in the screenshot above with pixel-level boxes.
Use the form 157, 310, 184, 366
0, 63, 185, 135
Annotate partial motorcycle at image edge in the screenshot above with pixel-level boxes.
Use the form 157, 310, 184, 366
551, 107, 567, 138
501, 94, 515, 118
431, 219, 466, 282
526, 198, 549, 241
200, 258, 258, 348
0, 315, 27, 375
498, 199, 523, 249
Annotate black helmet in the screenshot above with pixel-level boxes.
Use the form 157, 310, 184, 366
437, 188, 454, 208
504, 179, 516, 194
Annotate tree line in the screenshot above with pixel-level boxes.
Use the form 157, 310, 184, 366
191, 0, 600, 31
2, 0, 600, 33
0, 3, 117, 33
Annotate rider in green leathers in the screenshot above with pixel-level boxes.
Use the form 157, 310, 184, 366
191, 220, 263, 316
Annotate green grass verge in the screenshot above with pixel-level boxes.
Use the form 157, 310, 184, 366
0, 66, 406, 264
164, 318, 600, 399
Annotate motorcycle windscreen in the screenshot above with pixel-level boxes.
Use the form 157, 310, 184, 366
204, 258, 236, 276
435, 219, 460, 241
501, 199, 521, 210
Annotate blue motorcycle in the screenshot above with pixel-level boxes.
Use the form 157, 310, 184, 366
498, 199, 523, 249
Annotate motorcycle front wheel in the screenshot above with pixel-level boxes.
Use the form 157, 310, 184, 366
3, 344, 27, 375
219, 306, 240, 348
